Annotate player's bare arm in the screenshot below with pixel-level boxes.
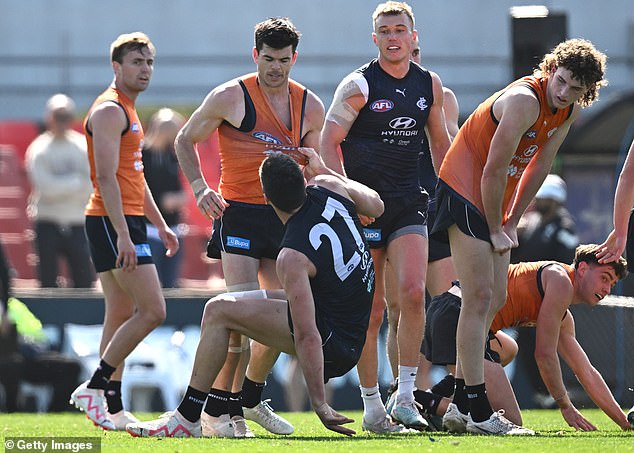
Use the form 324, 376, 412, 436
320, 77, 366, 174
557, 313, 632, 430
299, 90, 326, 150
90, 101, 137, 271
143, 180, 179, 257
175, 82, 242, 219
598, 139, 634, 262
442, 87, 460, 139
277, 248, 356, 436
483, 88, 540, 252
425, 71, 451, 173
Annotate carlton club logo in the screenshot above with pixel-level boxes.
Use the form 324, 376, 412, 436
389, 117, 417, 130
370, 99, 394, 112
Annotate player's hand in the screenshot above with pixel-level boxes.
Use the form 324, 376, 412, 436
314, 403, 356, 436
196, 188, 229, 220
299, 147, 328, 180
561, 405, 597, 431
502, 222, 519, 248
116, 235, 137, 272
596, 229, 626, 264
159, 226, 179, 257
358, 214, 375, 226
490, 230, 514, 255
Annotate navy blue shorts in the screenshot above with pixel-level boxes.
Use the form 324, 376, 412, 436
85, 215, 153, 272
430, 180, 491, 245
287, 306, 364, 382
363, 191, 428, 249
427, 205, 451, 262
207, 201, 284, 260
422, 288, 500, 365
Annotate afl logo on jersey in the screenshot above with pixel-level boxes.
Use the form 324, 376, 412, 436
131, 122, 141, 133
389, 117, 417, 130
253, 131, 283, 144
370, 99, 394, 112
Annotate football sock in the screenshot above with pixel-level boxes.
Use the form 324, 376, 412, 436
203, 388, 230, 417
360, 385, 385, 423
177, 386, 208, 423
397, 365, 417, 404
466, 383, 493, 423
414, 389, 442, 416
228, 391, 244, 418
430, 374, 455, 398
452, 378, 469, 415
242, 377, 265, 409
105, 380, 123, 414
87, 359, 116, 390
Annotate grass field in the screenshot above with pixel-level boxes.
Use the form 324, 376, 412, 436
2, 409, 634, 452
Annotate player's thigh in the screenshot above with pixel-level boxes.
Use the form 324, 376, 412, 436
207, 297, 295, 354
99, 270, 135, 318
258, 257, 281, 290
426, 256, 456, 297
112, 264, 165, 315
386, 233, 428, 297
220, 251, 260, 288
448, 225, 495, 301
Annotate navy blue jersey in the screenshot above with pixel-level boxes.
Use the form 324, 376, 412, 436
341, 59, 433, 198
418, 137, 438, 213
280, 185, 374, 344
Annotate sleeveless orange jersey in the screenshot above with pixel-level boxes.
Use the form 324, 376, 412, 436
490, 261, 574, 332
217, 73, 307, 204
438, 76, 572, 220
84, 86, 145, 216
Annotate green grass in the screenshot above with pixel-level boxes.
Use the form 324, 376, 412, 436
2, 409, 634, 452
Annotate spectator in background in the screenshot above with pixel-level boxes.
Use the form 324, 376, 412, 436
25, 94, 95, 288
512, 174, 579, 264
142, 108, 187, 287
511, 174, 579, 408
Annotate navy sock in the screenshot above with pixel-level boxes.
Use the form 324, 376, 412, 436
241, 377, 265, 409
228, 391, 244, 418
466, 383, 493, 422
453, 378, 469, 415
413, 389, 442, 416
203, 388, 230, 417
177, 386, 208, 423
87, 359, 116, 390
431, 374, 455, 398
105, 380, 123, 414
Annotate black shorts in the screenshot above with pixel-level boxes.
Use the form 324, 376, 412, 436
422, 289, 500, 365
207, 201, 284, 260
85, 215, 153, 272
430, 180, 491, 245
287, 306, 364, 382
627, 210, 634, 272
363, 191, 429, 249
427, 206, 451, 262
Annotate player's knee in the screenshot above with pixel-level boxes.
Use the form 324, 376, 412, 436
144, 303, 166, 328
399, 281, 425, 308
202, 296, 232, 325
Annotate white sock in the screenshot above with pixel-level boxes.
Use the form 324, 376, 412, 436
397, 365, 417, 404
360, 385, 386, 422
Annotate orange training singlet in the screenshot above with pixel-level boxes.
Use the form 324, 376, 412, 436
216, 74, 307, 204
438, 76, 572, 219
490, 261, 574, 332
84, 86, 145, 216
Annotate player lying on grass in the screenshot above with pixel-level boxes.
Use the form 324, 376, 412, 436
126, 148, 386, 437
415, 244, 631, 433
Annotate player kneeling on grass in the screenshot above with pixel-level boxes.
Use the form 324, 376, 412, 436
415, 244, 631, 433
126, 148, 385, 437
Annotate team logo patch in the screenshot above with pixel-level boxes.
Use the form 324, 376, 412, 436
131, 122, 141, 133
135, 243, 152, 257
253, 131, 283, 144
417, 97, 428, 111
226, 236, 251, 250
363, 228, 381, 242
370, 99, 394, 112
525, 130, 537, 139
522, 144, 539, 157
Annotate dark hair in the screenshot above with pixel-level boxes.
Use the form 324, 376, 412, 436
110, 32, 155, 63
535, 38, 607, 108
259, 154, 306, 212
573, 243, 628, 280
254, 17, 301, 53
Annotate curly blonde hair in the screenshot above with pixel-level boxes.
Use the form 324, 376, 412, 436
535, 38, 607, 108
